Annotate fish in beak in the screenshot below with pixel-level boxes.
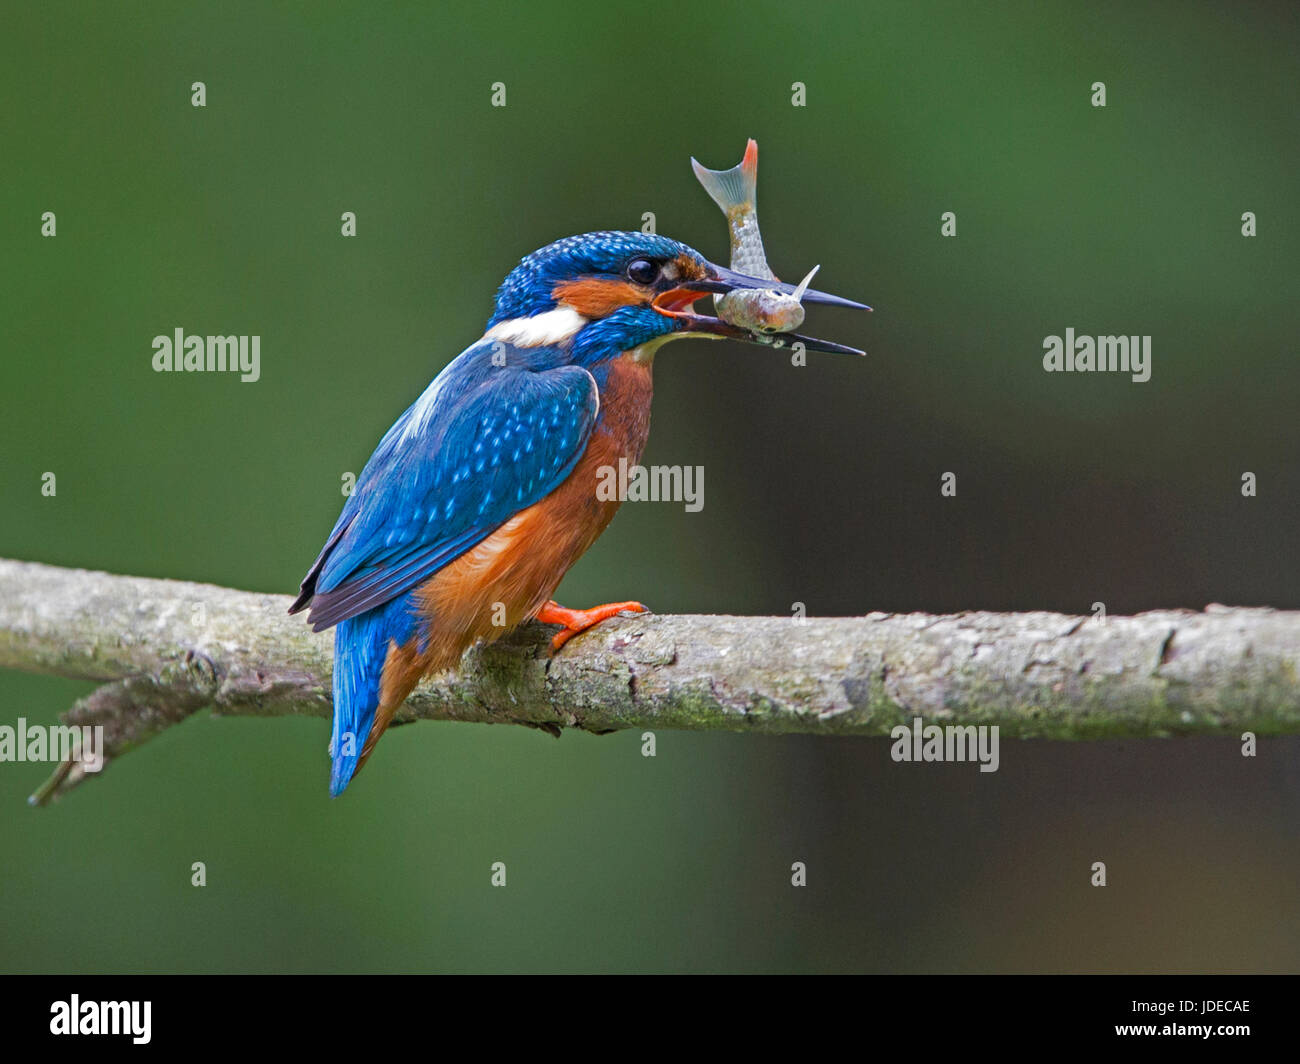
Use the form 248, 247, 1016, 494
671, 138, 870, 355
654, 261, 870, 355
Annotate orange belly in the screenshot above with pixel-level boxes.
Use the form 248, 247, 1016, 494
376, 355, 654, 711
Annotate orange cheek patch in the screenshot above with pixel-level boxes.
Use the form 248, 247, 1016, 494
552, 278, 648, 318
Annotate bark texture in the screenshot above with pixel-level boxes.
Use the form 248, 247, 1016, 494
1, 559, 1296, 802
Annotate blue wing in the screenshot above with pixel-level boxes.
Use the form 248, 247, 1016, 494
292, 339, 600, 631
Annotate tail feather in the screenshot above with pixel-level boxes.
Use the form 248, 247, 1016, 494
329, 592, 418, 796
690, 138, 759, 214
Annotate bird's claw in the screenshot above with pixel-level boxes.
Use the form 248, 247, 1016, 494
536, 600, 648, 652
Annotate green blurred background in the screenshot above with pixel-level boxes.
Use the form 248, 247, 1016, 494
2, 1, 1298, 972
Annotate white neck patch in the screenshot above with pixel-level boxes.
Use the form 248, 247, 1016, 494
485, 304, 588, 347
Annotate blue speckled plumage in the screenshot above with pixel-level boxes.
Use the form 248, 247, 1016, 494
302, 340, 599, 631
294, 232, 708, 795
312, 342, 600, 796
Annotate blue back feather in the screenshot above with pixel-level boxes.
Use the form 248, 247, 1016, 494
317, 340, 598, 794
306, 340, 599, 630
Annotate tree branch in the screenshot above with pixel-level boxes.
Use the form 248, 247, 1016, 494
1, 558, 1297, 803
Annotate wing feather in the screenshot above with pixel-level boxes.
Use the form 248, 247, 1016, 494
293, 339, 599, 631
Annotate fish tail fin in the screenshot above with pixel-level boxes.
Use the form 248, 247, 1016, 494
690, 137, 759, 213
328, 593, 417, 797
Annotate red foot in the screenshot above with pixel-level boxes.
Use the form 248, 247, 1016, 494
536, 599, 647, 651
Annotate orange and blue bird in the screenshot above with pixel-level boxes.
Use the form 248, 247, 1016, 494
291, 215, 867, 795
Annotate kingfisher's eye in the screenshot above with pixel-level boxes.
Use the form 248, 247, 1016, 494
626, 258, 658, 285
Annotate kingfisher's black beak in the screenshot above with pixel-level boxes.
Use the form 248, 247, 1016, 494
693, 264, 871, 312
653, 261, 871, 355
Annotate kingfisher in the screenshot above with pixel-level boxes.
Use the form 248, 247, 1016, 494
290, 229, 868, 795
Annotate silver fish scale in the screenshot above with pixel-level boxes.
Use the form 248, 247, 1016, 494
728, 211, 776, 282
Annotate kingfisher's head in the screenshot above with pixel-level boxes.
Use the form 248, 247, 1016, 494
485, 231, 866, 364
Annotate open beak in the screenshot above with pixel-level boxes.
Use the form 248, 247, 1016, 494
653, 261, 871, 355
